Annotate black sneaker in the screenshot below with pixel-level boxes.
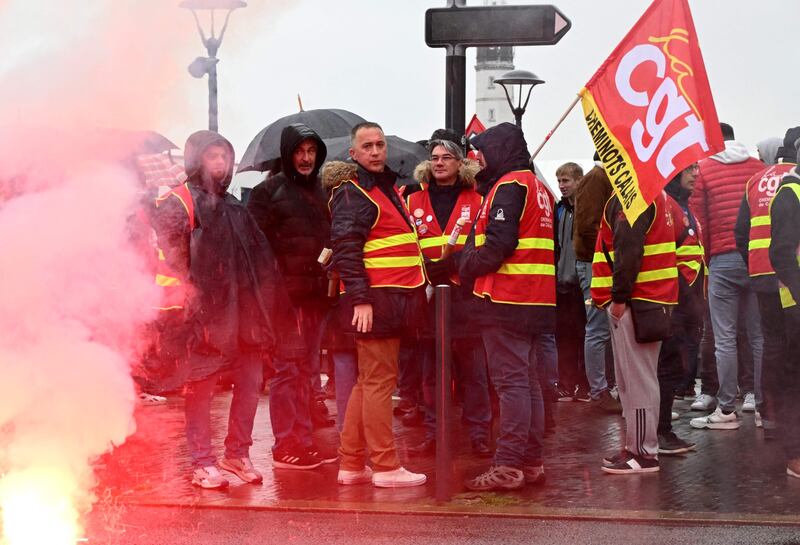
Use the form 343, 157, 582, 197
573, 385, 591, 402
272, 447, 323, 470
307, 444, 338, 464
408, 438, 436, 457
556, 383, 574, 402
522, 464, 546, 485
595, 390, 622, 413
601, 451, 659, 474
602, 449, 628, 466
393, 398, 416, 416
657, 432, 696, 455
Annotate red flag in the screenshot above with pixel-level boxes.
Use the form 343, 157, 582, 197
465, 114, 486, 139
580, 0, 723, 222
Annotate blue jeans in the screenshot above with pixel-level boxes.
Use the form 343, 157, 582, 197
708, 252, 763, 412
576, 260, 610, 398
332, 349, 358, 432
184, 353, 263, 468
420, 337, 491, 443
536, 333, 558, 397
482, 325, 544, 468
269, 306, 324, 451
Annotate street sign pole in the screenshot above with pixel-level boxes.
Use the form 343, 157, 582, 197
445, 44, 466, 138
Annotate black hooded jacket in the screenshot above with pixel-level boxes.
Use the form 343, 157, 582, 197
323, 161, 424, 339
246, 124, 331, 308
770, 170, 800, 307
458, 123, 554, 334
151, 130, 290, 381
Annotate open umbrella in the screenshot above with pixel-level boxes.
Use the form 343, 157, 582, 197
325, 135, 429, 185
238, 108, 366, 173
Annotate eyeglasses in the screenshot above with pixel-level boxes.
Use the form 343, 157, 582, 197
685, 164, 699, 173
430, 154, 457, 163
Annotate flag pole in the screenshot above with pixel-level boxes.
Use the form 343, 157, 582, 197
530, 93, 582, 161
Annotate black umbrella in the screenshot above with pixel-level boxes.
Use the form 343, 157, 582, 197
325, 135, 429, 185
238, 109, 366, 173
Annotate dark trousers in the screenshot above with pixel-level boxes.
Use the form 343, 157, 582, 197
783, 309, 800, 459
757, 291, 785, 422
556, 287, 588, 390
397, 338, 422, 404
698, 305, 720, 395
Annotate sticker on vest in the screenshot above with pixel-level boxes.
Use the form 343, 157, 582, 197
461, 205, 472, 221
418, 224, 428, 234
688, 228, 695, 236
683, 216, 690, 227
415, 219, 422, 226
494, 208, 505, 221
414, 208, 424, 219
425, 215, 433, 223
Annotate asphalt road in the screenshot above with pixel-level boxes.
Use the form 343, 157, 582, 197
85, 506, 800, 545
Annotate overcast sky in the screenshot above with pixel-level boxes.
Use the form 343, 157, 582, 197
3, 0, 798, 186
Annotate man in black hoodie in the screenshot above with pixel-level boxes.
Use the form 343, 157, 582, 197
247, 124, 335, 470
459, 123, 556, 491
769, 142, 800, 477
152, 130, 283, 489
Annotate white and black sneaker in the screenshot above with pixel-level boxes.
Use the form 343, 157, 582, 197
601, 450, 659, 474
272, 447, 323, 470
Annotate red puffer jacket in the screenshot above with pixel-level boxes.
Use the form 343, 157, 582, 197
689, 141, 764, 259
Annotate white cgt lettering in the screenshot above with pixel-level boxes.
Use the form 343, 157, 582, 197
615, 44, 710, 178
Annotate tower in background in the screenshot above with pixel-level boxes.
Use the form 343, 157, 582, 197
474, 0, 515, 127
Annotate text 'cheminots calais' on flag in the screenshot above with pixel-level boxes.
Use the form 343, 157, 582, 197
580, 0, 724, 222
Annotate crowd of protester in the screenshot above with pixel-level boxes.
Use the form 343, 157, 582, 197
137, 119, 800, 492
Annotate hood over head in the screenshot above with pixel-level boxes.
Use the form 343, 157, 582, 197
413, 158, 481, 188
183, 130, 235, 195
710, 140, 754, 165
756, 137, 782, 165
776, 126, 800, 164
279, 123, 327, 183
470, 122, 531, 193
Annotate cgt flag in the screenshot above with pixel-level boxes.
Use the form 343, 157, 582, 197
580, 0, 723, 222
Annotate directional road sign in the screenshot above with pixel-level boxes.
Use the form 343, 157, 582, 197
425, 4, 571, 48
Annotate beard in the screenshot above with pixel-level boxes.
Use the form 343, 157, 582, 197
200, 168, 229, 195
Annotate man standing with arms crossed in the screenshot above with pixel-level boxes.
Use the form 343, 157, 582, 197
325, 122, 427, 488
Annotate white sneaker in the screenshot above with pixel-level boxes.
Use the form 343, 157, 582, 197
337, 466, 373, 485
192, 465, 229, 489
742, 392, 756, 412
755, 411, 763, 428
372, 467, 427, 488
690, 407, 740, 430
671, 411, 679, 421
691, 394, 717, 411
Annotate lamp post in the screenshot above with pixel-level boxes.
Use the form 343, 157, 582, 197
180, 0, 247, 133
494, 69, 545, 128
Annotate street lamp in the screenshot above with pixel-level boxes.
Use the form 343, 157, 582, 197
494, 69, 545, 128
180, 0, 247, 133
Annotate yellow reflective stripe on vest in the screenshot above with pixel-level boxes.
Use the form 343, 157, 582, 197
748, 238, 771, 251
496, 263, 556, 275
636, 267, 678, 283
363, 232, 418, 253
591, 275, 612, 288
676, 244, 702, 257
155, 273, 181, 287
419, 235, 447, 249
516, 237, 554, 250
751, 215, 771, 227
475, 234, 552, 250
592, 241, 676, 263
780, 286, 797, 308
363, 255, 423, 268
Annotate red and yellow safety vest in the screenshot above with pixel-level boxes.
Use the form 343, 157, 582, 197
333, 178, 425, 290
472, 170, 556, 306
746, 163, 795, 277
406, 184, 482, 261
591, 192, 678, 307
772, 182, 800, 309
667, 196, 704, 286
153, 183, 195, 311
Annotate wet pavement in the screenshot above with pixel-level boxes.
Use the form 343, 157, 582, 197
96, 386, 800, 525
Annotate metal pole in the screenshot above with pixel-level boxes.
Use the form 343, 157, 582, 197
514, 110, 523, 128
207, 56, 219, 133
435, 284, 452, 502
445, 49, 466, 137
